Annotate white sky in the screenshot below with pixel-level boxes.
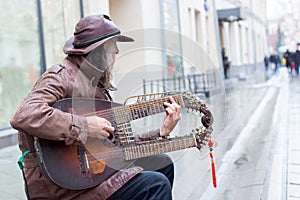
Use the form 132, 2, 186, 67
266, 0, 300, 20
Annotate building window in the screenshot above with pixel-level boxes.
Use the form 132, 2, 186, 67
0, 1, 82, 129
41, 0, 81, 67
195, 10, 202, 44
160, 0, 183, 78
0, 1, 39, 128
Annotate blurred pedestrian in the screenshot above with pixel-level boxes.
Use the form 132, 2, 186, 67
264, 54, 269, 71
269, 52, 280, 73
223, 56, 230, 79
222, 48, 230, 79
284, 49, 293, 73
294, 43, 300, 76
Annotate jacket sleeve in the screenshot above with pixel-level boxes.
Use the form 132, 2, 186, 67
10, 66, 88, 145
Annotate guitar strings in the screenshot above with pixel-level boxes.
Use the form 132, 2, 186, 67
71, 94, 207, 162
77, 95, 182, 119
84, 135, 197, 161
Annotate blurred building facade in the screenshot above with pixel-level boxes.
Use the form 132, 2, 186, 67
0, 0, 268, 130
216, 0, 268, 77
266, 0, 300, 55
0, 0, 220, 129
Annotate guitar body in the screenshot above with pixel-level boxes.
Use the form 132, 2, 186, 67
35, 93, 214, 190
36, 98, 133, 190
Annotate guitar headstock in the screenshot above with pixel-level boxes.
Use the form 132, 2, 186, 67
181, 92, 204, 111
181, 92, 214, 128
192, 126, 213, 150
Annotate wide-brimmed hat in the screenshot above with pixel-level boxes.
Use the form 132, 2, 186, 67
63, 14, 134, 55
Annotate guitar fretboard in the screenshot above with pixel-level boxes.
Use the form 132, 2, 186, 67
123, 134, 196, 160
111, 94, 185, 124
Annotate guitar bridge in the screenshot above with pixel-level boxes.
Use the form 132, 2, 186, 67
77, 146, 90, 176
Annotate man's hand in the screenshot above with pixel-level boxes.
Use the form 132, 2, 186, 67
86, 116, 114, 139
160, 96, 181, 137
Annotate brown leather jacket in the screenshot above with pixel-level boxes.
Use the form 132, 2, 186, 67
10, 55, 143, 199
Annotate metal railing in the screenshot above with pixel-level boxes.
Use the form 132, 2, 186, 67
143, 71, 221, 97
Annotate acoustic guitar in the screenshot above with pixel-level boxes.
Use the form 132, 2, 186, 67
34, 92, 214, 190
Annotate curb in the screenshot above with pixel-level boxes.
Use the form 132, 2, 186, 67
0, 128, 18, 149
266, 68, 289, 200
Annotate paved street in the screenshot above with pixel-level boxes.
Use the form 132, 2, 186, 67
0, 68, 299, 200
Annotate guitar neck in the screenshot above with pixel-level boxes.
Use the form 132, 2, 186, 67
112, 94, 185, 123
123, 134, 196, 161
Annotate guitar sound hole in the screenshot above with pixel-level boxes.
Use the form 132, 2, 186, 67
103, 138, 115, 147
108, 130, 119, 144
111, 134, 120, 145
103, 133, 120, 147
108, 133, 113, 140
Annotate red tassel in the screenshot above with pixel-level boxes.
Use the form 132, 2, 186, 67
208, 140, 217, 188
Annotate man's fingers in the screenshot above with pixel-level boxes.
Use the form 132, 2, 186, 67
168, 96, 176, 103
98, 126, 114, 138
173, 103, 181, 110
102, 119, 112, 126
164, 102, 180, 113
103, 125, 115, 134
165, 107, 174, 115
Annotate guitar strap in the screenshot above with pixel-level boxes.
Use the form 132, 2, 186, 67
103, 89, 113, 101
17, 149, 36, 200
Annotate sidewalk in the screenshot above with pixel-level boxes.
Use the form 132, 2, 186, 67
0, 145, 25, 200
265, 68, 300, 200
286, 76, 300, 199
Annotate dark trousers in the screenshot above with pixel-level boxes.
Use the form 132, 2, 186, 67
224, 68, 228, 79
108, 154, 174, 200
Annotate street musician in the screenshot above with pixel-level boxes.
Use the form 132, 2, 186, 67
11, 14, 181, 200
